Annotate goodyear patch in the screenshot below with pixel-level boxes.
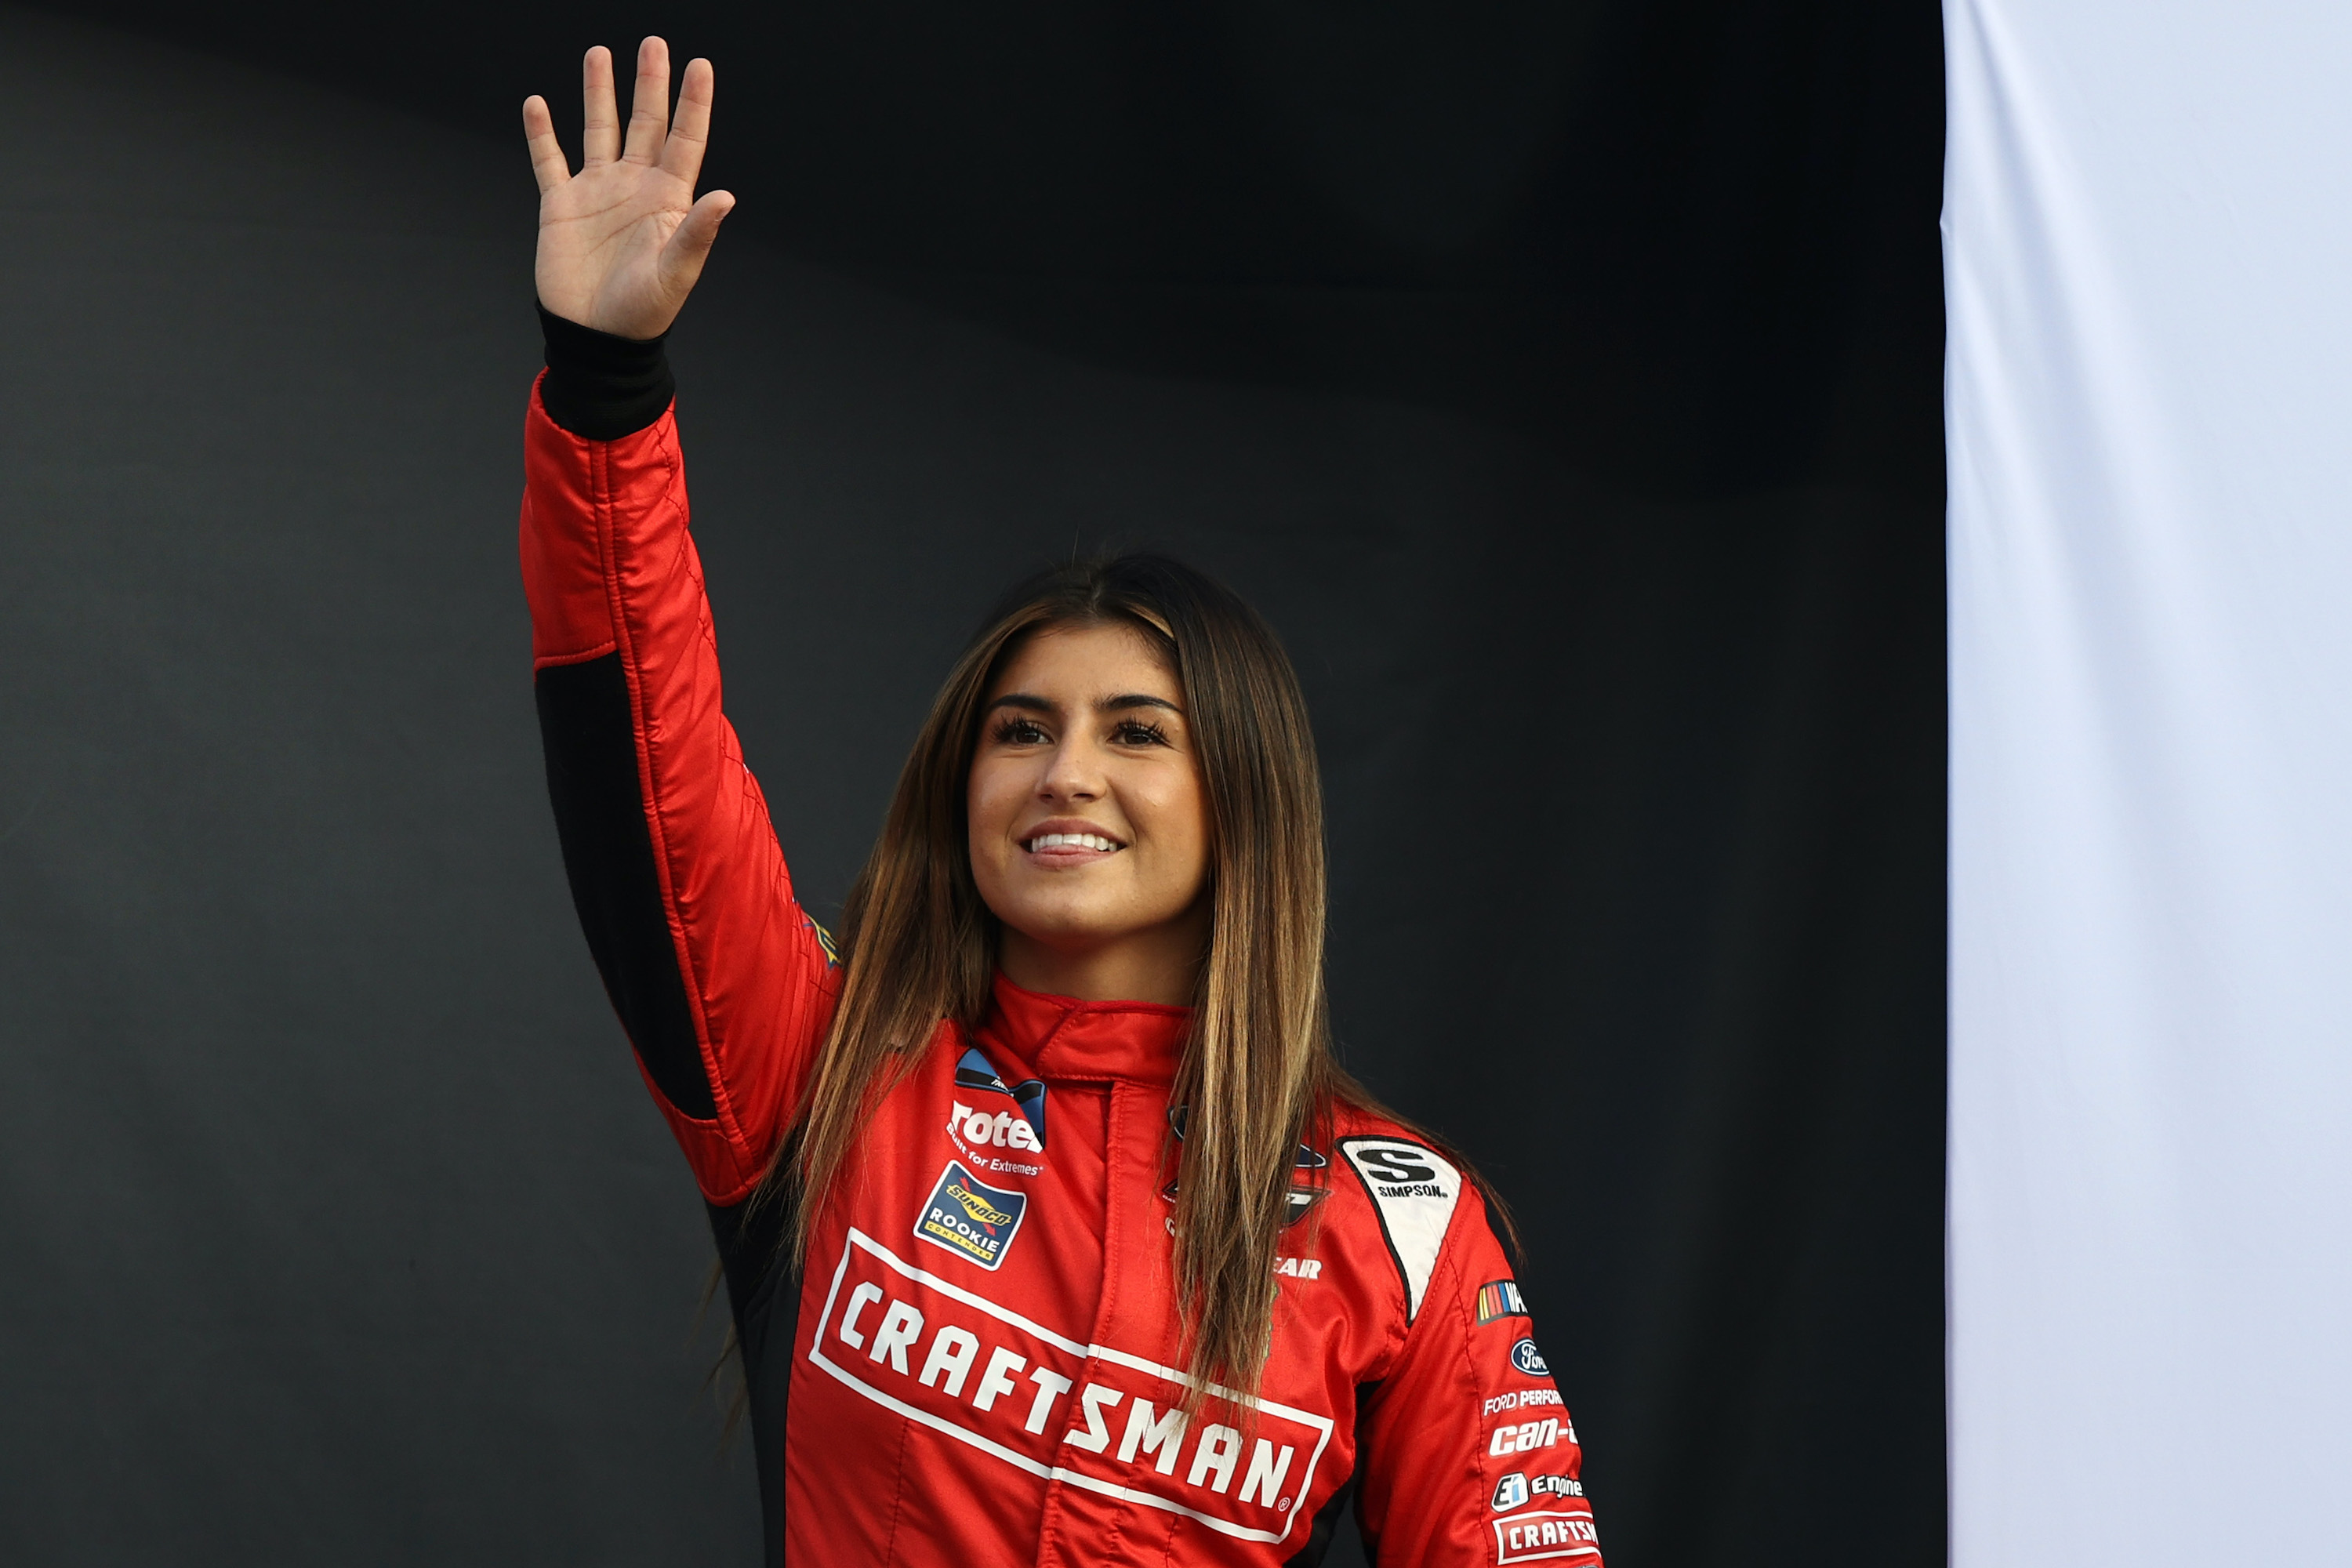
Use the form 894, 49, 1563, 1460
913, 1160, 1029, 1271
1477, 1279, 1529, 1325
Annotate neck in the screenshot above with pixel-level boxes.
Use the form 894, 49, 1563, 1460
996, 920, 1205, 1007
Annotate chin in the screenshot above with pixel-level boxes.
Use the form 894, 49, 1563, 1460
999, 906, 1129, 946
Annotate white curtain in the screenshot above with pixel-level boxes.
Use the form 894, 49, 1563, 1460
1946, 0, 2352, 1561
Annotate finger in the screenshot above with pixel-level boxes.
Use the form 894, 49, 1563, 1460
622, 36, 671, 166
521, 96, 570, 194
581, 45, 619, 166
659, 57, 716, 187
657, 190, 735, 298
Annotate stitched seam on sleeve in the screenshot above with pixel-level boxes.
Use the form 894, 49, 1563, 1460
532, 641, 619, 670
648, 430, 758, 1175
597, 433, 758, 1192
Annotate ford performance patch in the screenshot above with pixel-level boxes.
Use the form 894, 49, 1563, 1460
914, 1160, 1029, 1271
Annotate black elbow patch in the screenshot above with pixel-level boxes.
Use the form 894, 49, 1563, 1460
535, 655, 717, 1120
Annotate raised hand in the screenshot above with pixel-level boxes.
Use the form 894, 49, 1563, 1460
524, 39, 734, 340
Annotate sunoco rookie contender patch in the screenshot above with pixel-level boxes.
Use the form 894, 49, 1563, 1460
913, 1160, 1029, 1270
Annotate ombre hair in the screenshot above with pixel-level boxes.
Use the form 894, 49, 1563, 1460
765, 554, 1465, 1403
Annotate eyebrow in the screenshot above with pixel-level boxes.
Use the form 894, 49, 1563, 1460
987, 692, 1185, 716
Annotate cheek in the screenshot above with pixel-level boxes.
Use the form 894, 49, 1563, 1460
1149, 771, 1214, 893
966, 763, 1021, 857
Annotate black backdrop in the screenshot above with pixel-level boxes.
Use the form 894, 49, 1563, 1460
0, 2, 1945, 1563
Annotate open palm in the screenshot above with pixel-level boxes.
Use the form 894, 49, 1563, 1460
524, 39, 733, 341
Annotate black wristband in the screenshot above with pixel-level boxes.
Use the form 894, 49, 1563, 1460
536, 303, 676, 440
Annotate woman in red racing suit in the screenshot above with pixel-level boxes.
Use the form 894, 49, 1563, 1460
519, 38, 1599, 1568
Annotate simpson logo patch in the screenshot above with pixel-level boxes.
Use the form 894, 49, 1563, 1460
913, 1161, 1029, 1271
1491, 1509, 1601, 1564
808, 1228, 1335, 1546
1477, 1279, 1529, 1325
1338, 1137, 1463, 1322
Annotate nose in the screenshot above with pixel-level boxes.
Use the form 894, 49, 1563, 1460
1038, 734, 1105, 804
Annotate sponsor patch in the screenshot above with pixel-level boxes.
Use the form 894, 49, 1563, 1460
1338, 1137, 1463, 1322
1483, 1388, 1564, 1417
804, 917, 841, 968
945, 1099, 1045, 1179
809, 1228, 1335, 1546
1494, 1472, 1585, 1511
1167, 1105, 1326, 1169
1163, 1176, 1326, 1229
1163, 1107, 1327, 1228
954, 1048, 1047, 1149
1477, 1279, 1529, 1325
1491, 1509, 1601, 1564
913, 1161, 1029, 1271
1510, 1338, 1549, 1377
1486, 1416, 1576, 1457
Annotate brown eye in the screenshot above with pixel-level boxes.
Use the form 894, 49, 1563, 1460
993, 717, 1051, 746
1113, 720, 1171, 746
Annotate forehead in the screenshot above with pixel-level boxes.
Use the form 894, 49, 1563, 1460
988, 621, 1178, 699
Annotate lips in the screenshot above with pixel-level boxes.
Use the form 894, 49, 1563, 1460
1018, 818, 1127, 858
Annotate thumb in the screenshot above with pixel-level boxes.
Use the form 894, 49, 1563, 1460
659, 190, 735, 298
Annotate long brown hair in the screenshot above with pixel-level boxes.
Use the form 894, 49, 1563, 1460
765, 554, 1443, 1402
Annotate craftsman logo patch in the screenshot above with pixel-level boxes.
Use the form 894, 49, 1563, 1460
1477, 1279, 1529, 1324
914, 1161, 1029, 1271
1491, 1508, 1601, 1563
809, 1229, 1336, 1546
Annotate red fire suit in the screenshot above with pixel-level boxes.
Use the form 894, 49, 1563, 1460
518, 323, 1600, 1567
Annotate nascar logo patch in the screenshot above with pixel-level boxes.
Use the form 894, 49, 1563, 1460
1477, 1279, 1529, 1325
913, 1160, 1029, 1271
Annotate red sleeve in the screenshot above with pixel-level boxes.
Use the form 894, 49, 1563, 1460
1355, 1186, 1602, 1568
519, 376, 837, 1203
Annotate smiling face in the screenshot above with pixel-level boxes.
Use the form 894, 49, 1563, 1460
966, 620, 1214, 1004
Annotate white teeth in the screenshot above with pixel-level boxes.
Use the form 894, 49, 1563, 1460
1027, 832, 1120, 853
